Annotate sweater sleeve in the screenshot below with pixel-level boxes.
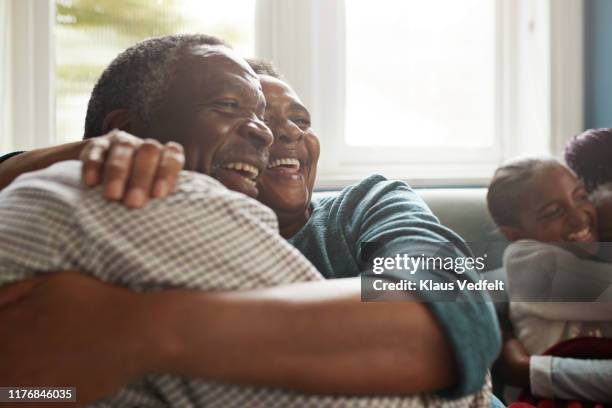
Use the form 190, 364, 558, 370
530, 355, 612, 403
355, 177, 501, 398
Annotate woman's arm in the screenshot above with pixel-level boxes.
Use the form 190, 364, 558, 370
0, 141, 84, 189
157, 277, 456, 395
0, 130, 184, 208
0, 273, 455, 406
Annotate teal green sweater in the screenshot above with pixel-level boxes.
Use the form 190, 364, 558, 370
289, 175, 501, 398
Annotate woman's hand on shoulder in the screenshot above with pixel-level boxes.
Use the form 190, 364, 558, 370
80, 129, 185, 208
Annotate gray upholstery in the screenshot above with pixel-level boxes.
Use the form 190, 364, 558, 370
416, 188, 509, 270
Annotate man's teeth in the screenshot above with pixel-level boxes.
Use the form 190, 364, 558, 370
568, 227, 592, 241
223, 162, 259, 179
243, 177, 256, 188
268, 158, 300, 170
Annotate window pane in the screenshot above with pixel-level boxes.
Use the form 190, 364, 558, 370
55, 0, 256, 143
345, 0, 495, 147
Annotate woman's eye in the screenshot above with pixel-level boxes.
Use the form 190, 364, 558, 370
292, 117, 311, 128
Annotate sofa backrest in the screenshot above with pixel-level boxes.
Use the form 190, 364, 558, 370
417, 188, 509, 270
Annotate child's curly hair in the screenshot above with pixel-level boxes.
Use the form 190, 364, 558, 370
565, 128, 612, 192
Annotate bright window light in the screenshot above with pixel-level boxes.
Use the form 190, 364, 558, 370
345, 0, 495, 148
55, 0, 256, 143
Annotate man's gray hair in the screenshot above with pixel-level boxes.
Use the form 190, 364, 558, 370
84, 34, 228, 138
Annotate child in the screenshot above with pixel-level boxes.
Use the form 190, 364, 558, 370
488, 157, 612, 353
487, 158, 612, 403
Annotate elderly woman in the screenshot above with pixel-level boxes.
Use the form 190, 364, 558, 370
0, 55, 500, 405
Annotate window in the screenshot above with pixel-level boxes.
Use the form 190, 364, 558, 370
55, 0, 256, 143
345, 0, 495, 150
3, 0, 583, 187
265, 0, 583, 187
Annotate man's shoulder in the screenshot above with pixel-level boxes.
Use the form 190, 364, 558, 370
169, 171, 277, 223
2, 160, 84, 205
1, 161, 275, 225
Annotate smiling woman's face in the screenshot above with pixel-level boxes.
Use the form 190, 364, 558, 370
256, 76, 320, 230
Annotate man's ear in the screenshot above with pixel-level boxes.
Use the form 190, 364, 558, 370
500, 225, 524, 242
101, 109, 133, 134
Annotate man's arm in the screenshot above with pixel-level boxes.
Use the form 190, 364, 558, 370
0, 273, 454, 406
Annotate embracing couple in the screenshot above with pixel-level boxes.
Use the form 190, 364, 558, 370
0, 34, 501, 407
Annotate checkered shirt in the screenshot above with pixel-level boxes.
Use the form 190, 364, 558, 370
0, 161, 491, 407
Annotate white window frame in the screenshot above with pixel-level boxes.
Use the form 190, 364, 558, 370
2, 0, 55, 152
4, 0, 583, 189
257, 0, 584, 188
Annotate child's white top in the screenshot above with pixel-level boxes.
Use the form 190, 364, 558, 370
505, 239, 612, 355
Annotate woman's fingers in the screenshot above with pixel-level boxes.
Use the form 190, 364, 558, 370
80, 137, 111, 186
153, 142, 185, 199
102, 138, 139, 200
81, 130, 185, 207
123, 139, 163, 208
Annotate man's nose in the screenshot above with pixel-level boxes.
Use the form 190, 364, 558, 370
274, 120, 303, 145
240, 119, 273, 148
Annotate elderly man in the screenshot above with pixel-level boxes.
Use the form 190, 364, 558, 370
0, 34, 496, 407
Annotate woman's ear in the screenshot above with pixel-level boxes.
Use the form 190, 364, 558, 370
500, 225, 524, 242
101, 109, 133, 134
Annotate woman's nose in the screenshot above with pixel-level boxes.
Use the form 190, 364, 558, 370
274, 121, 303, 145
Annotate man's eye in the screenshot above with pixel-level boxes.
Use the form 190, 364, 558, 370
215, 100, 239, 109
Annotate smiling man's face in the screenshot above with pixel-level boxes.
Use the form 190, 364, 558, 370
150, 45, 273, 198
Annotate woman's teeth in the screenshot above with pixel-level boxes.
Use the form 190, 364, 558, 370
568, 227, 593, 242
268, 158, 301, 170
222, 162, 259, 180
